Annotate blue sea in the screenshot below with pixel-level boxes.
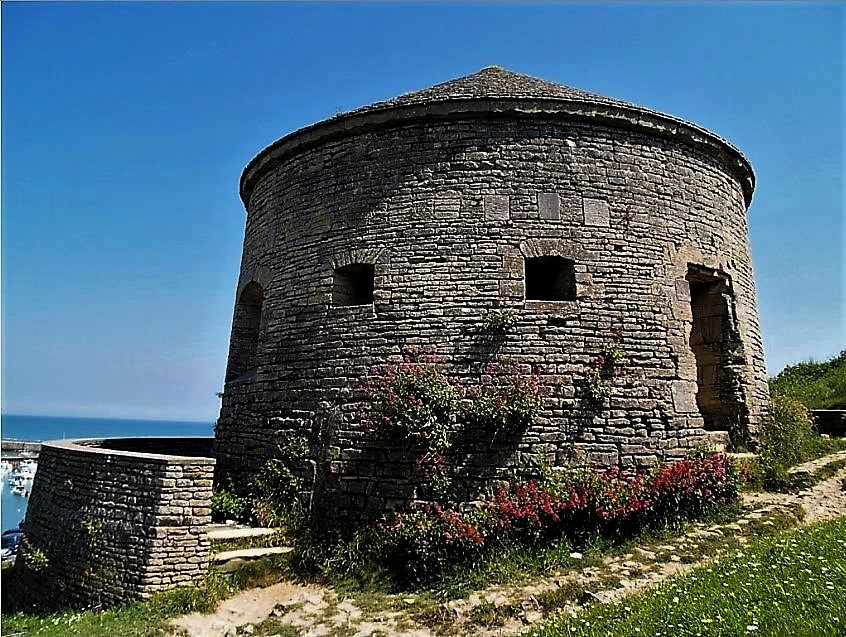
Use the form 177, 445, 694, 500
1, 414, 215, 532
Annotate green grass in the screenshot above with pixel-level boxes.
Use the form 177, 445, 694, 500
0, 583, 223, 637
2, 603, 172, 637
0, 555, 296, 637
527, 516, 846, 637
769, 351, 846, 410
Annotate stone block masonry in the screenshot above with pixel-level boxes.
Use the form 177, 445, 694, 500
10, 438, 214, 610
214, 67, 769, 526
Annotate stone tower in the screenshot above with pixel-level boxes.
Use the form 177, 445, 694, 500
213, 67, 768, 524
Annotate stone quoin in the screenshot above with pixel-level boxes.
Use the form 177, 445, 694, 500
213, 67, 769, 525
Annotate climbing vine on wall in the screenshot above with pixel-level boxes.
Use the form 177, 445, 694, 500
585, 331, 626, 408
366, 359, 460, 461
466, 360, 541, 432
366, 356, 541, 451
479, 308, 517, 335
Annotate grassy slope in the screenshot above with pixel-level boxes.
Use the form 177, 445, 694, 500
529, 516, 846, 637
0, 568, 237, 637
769, 351, 846, 410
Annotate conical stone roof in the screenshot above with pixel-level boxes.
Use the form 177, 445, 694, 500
351, 66, 633, 114
241, 67, 754, 205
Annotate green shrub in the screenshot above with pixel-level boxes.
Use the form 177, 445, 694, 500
584, 333, 626, 408
18, 541, 50, 573
466, 363, 541, 432
480, 309, 517, 334
210, 486, 251, 523
752, 395, 815, 490
761, 395, 814, 467
251, 458, 304, 527
769, 350, 846, 409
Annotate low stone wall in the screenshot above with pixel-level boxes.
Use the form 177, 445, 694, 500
10, 437, 215, 610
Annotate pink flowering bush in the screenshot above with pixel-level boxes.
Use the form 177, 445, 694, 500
646, 447, 739, 529
380, 450, 739, 579
466, 362, 541, 432
366, 358, 542, 474
366, 360, 460, 460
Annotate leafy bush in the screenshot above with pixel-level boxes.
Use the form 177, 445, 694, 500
379, 451, 739, 581
367, 361, 460, 459
646, 448, 739, 529
251, 458, 304, 527
761, 395, 814, 467
379, 502, 489, 581
466, 362, 541, 432
585, 333, 626, 407
211, 435, 309, 527
210, 486, 252, 523
769, 350, 846, 409
18, 540, 49, 573
752, 395, 815, 490
480, 309, 517, 334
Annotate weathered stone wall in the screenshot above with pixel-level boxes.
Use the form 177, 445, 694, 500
214, 71, 769, 525
11, 438, 214, 610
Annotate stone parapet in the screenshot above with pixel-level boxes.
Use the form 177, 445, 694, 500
10, 437, 214, 609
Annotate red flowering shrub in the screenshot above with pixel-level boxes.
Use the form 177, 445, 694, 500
378, 502, 490, 580
380, 450, 739, 579
646, 447, 739, 529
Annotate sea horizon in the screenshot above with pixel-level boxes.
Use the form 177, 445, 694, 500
1, 413, 215, 442
2, 412, 214, 425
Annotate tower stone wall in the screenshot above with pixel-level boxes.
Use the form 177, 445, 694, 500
213, 68, 768, 525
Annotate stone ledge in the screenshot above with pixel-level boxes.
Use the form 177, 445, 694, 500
212, 546, 293, 563
207, 526, 279, 541
42, 437, 216, 465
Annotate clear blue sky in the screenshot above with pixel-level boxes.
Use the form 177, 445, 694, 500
2, 2, 843, 422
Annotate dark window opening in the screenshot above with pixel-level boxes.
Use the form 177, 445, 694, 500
225, 282, 264, 383
686, 265, 747, 434
525, 256, 576, 301
333, 263, 375, 306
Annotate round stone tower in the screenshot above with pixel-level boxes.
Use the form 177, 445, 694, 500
213, 67, 768, 525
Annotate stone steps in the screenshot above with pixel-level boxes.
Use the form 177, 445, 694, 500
207, 524, 292, 572
212, 546, 294, 572
728, 452, 756, 461
704, 430, 731, 451
207, 524, 279, 541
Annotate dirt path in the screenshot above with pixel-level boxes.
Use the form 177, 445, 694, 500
742, 450, 846, 522
171, 453, 846, 637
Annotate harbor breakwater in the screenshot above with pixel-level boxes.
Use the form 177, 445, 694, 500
1, 439, 41, 458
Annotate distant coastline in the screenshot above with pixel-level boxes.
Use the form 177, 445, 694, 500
1, 439, 41, 455
1, 414, 215, 442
